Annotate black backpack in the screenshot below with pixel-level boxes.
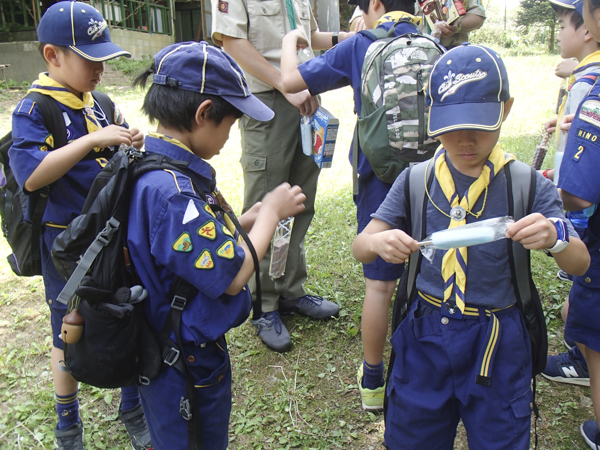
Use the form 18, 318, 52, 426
0, 91, 114, 276
385, 159, 546, 414
51, 148, 261, 450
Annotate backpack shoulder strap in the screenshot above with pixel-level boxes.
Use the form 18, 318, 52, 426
91, 91, 116, 125
504, 160, 536, 306
358, 28, 389, 41
24, 91, 68, 149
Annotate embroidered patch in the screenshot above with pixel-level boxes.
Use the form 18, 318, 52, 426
576, 128, 599, 144
218, 0, 228, 12
195, 250, 214, 269
197, 220, 217, 240
438, 69, 488, 101
222, 224, 234, 238
579, 100, 600, 127
45, 134, 54, 148
38, 145, 48, 152
574, 144, 585, 161
204, 204, 216, 218
217, 240, 235, 260
183, 199, 200, 225
87, 18, 107, 41
173, 232, 193, 252
114, 107, 125, 126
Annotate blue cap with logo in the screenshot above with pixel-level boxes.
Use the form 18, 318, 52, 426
152, 42, 274, 122
426, 43, 510, 138
37, 1, 130, 62
548, 0, 584, 17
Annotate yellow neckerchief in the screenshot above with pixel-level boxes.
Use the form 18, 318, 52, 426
148, 132, 238, 236
557, 51, 600, 123
374, 11, 422, 28
434, 144, 515, 313
29, 73, 103, 152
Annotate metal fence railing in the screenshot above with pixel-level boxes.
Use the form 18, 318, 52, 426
95, 0, 172, 35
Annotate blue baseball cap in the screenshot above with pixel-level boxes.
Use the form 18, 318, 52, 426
549, 0, 584, 17
426, 43, 510, 137
37, 1, 130, 62
152, 42, 274, 122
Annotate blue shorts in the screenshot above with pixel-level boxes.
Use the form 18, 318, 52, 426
139, 336, 231, 450
565, 261, 600, 353
40, 226, 68, 349
355, 171, 404, 281
384, 299, 532, 450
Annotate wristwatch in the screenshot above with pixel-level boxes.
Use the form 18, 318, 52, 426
547, 218, 570, 253
332, 31, 339, 47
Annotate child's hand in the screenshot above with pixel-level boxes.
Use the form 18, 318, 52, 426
283, 90, 319, 115
91, 124, 134, 148
369, 229, 419, 264
544, 117, 557, 134
261, 183, 306, 221
506, 213, 557, 250
559, 114, 575, 133
130, 128, 144, 149
555, 58, 577, 78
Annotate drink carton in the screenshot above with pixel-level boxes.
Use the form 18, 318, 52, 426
309, 106, 339, 169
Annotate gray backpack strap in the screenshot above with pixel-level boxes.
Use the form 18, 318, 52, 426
505, 160, 536, 306
404, 160, 434, 305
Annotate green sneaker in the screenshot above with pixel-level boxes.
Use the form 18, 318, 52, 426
356, 364, 385, 411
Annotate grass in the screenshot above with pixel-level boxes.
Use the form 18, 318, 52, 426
0, 52, 595, 449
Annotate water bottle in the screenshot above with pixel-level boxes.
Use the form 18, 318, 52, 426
567, 204, 597, 230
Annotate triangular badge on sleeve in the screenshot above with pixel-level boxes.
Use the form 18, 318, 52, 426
183, 199, 200, 225
217, 240, 235, 260
45, 134, 54, 148
222, 224, 234, 237
195, 250, 214, 270
197, 220, 217, 240
204, 204, 216, 218
172, 232, 193, 252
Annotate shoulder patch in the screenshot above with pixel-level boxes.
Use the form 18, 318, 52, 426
222, 224, 234, 237
195, 250, 214, 269
197, 220, 217, 240
218, 0, 228, 12
204, 203, 216, 218
38, 145, 48, 152
183, 199, 200, 225
216, 240, 235, 260
173, 232, 193, 252
579, 100, 600, 127
44, 134, 54, 148
114, 106, 125, 126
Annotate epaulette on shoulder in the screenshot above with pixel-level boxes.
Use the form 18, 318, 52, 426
14, 97, 37, 116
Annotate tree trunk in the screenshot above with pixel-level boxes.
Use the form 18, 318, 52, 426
548, 21, 555, 53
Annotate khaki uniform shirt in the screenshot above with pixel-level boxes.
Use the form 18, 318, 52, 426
212, 0, 318, 93
439, 0, 486, 49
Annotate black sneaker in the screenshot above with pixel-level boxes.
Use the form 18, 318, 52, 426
119, 404, 153, 450
54, 422, 84, 450
541, 346, 590, 386
581, 420, 600, 449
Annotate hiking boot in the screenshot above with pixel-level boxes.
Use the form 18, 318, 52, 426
356, 364, 385, 411
251, 311, 291, 352
542, 346, 590, 386
557, 269, 573, 282
119, 404, 153, 450
581, 420, 600, 449
54, 422, 84, 450
279, 295, 339, 319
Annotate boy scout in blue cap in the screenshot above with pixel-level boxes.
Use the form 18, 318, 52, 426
9, 2, 147, 449
353, 44, 589, 449
557, 0, 600, 445
129, 41, 306, 450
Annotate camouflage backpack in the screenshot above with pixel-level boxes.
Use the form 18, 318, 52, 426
356, 25, 444, 185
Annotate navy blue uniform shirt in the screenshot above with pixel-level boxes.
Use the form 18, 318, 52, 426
374, 157, 575, 309
127, 133, 251, 345
10, 89, 126, 226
